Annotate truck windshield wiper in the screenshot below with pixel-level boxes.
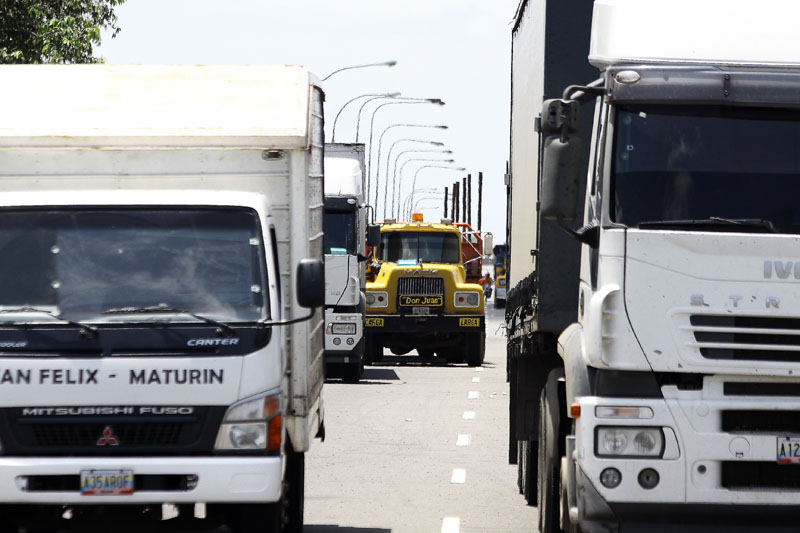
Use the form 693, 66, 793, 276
637, 217, 777, 233
101, 306, 235, 334
0, 307, 98, 336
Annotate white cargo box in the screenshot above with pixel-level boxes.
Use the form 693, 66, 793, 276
590, 0, 800, 69
0, 65, 325, 451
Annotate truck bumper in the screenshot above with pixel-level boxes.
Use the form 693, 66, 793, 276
324, 310, 363, 352
325, 337, 364, 364
574, 377, 800, 528
364, 314, 484, 333
0, 456, 282, 504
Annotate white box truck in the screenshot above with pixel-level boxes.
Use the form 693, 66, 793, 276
323, 143, 376, 383
507, 0, 800, 531
0, 64, 325, 532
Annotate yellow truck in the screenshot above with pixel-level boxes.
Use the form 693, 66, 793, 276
364, 214, 490, 366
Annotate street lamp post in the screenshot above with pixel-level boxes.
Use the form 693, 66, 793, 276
368, 124, 447, 214
384, 139, 444, 183
391, 157, 455, 218
321, 60, 397, 82
404, 165, 466, 220
366, 98, 445, 193
331, 92, 400, 142
388, 149, 453, 218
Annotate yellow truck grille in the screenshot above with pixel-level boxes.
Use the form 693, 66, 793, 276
397, 277, 445, 297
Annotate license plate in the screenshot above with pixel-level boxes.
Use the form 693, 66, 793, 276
365, 317, 384, 327
399, 295, 443, 307
777, 437, 800, 464
459, 317, 480, 327
412, 307, 430, 316
80, 470, 134, 495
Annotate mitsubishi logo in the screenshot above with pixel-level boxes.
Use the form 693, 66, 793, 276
96, 426, 120, 446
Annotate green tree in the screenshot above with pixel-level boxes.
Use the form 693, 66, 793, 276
0, 0, 125, 64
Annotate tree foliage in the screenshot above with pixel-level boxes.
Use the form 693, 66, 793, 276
0, 0, 125, 64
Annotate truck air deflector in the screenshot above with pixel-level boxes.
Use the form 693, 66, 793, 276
606, 67, 800, 107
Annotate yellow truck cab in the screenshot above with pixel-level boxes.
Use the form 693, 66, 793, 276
364, 214, 486, 366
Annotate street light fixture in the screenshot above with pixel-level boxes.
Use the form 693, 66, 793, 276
390, 157, 455, 218
402, 188, 441, 218
384, 139, 444, 183
331, 92, 400, 142
367, 124, 448, 211
404, 165, 466, 220
321, 60, 397, 82
389, 149, 453, 218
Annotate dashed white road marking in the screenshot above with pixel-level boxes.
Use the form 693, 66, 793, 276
456, 434, 472, 446
442, 516, 460, 533
472, 377, 481, 383
468, 391, 480, 399
451, 468, 466, 484
462, 410, 476, 420
475, 367, 485, 372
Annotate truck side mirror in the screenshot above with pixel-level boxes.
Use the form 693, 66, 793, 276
483, 232, 494, 255
296, 258, 325, 308
541, 135, 582, 220
366, 224, 381, 248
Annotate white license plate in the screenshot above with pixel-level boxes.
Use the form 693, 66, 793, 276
777, 437, 800, 464
412, 307, 430, 316
80, 470, 134, 495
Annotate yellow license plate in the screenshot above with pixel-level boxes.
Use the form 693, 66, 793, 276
365, 317, 384, 327
459, 317, 480, 327
399, 295, 443, 306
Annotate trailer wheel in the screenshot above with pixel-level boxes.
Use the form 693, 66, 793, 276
537, 368, 565, 533
364, 334, 383, 365
341, 361, 363, 383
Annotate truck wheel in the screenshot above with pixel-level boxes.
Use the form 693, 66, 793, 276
342, 362, 363, 383
364, 334, 383, 365
466, 332, 485, 367
417, 348, 435, 359
227, 447, 304, 532
537, 369, 565, 533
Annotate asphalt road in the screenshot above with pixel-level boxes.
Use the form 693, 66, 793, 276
304, 304, 538, 532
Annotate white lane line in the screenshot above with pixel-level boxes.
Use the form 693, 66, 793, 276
475, 367, 484, 372
468, 391, 480, 399
442, 517, 460, 533
472, 377, 481, 383
451, 468, 466, 484
462, 410, 476, 420
456, 434, 472, 446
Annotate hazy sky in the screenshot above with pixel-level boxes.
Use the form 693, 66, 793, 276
99, 0, 519, 242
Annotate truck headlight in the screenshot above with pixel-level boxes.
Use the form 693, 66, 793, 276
366, 291, 388, 308
454, 291, 480, 308
331, 323, 356, 335
596, 427, 664, 457
215, 391, 282, 451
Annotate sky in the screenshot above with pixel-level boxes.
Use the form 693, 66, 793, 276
98, 0, 520, 242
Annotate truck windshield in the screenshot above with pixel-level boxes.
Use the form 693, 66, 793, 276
324, 210, 357, 255
0, 208, 268, 323
612, 105, 800, 234
378, 232, 461, 264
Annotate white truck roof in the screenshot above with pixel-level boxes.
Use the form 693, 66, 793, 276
590, 0, 800, 69
0, 64, 317, 148
324, 157, 363, 197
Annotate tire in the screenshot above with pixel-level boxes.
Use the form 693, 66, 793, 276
537, 368, 565, 533
466, 332, 485, 367
364, 333, 383, 365
523, 433, 538, 505
227, 447, 304, 532
417, 348, 435, 358
342, 362, 363, 383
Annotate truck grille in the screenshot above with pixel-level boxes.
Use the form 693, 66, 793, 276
0, 407, 225, 455
690, 315, 800, 362
397, 277, 444, 296
722, 461, 800, 490
722, 410, 800, 434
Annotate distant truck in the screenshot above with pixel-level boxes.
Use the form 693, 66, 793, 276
506, 0, 800, 531
365, 215, 490, 366
0, 64, 325, 532
493, 244, 508, 308
323, 143, 379, 383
